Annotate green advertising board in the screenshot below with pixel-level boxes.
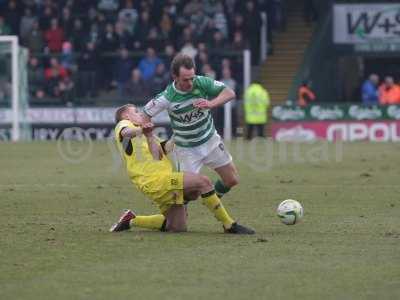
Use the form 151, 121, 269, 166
272, 104, 400, 121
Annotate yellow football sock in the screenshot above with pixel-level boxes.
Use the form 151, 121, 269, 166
202, 191, 234, 228
131, 215, 166, 230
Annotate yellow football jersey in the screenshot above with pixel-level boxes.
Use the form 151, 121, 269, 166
114, 120, 173, 192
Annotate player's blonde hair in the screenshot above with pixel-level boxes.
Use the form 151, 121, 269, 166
115, 104, 136, 123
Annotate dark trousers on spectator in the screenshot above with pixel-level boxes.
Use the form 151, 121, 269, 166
61, 88, 75, 105
78, 71, 97, 98
246, 124, 265, 140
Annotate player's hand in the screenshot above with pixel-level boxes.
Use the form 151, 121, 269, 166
193, 99, 214, 109
142, 122, 154, 136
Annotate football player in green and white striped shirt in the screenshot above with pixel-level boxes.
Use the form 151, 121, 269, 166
143, 54, 239, 200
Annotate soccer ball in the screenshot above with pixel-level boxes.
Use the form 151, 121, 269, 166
277, 199, 304, 225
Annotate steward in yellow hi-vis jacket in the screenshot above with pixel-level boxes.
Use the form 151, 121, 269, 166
244, 83, 270, 139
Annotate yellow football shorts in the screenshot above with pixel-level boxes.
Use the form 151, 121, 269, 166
138, 172, 184, 214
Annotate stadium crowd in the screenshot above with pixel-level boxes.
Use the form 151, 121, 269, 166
361, 74, 400, 106
0, 0, 284, 106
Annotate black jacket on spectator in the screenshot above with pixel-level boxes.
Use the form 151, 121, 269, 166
114, 57, 135, 84
123, 79, 150, 104
79, 46, 99, 72
4, 2, 20, 35
148, 72, 169, 96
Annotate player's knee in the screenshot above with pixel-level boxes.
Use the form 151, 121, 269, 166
184, 191, 200, 201
224, 174, 239, 188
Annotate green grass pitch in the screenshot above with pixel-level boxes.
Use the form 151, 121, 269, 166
1, 140, 399, 299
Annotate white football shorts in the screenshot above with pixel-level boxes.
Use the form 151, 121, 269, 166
172, 133, 232, 173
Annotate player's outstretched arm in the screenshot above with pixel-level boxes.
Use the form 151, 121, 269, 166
143, 123, 163, 160
193, 87, 236, 109
211, 87, 236, 107
120, 127, 143, 139
141, 112, 151, 124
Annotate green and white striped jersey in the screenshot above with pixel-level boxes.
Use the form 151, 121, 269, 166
143, 75, 226, 147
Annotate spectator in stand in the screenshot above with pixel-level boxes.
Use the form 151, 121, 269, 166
60, 41, 76, 72
87, 7, 99, 28
181, 41, 198, 59
45, 18, 65, 53
146, 27, 164, 52
210, 30, 226, 49
190, 10, 210, 40
159, 12, 173, 42
220, 58, 241, 87
379, 76, 400, 105
178, 26, 195, 50
96, 12, 107, 33
221, 67, 237, 93
163, 43, 176, 71
118, 0, 138, 35
87, 23, 101, 46
70, 18, 86, 52
202, 63, 216, 79
138, 0, 153, 12
60, 7, 74, 38
163, 0, 179, 18
203, 0, 224, 17
98, 0, 119, 12
197, 42, 208, 53
133, 10, 152, 51
19, 8, 36, 43
230, 31, 248, 51
195, 50, 210, 74
4, 0, 19, 35
39, 5, 54, 31
59, 75, 75, 105
24, 19, 44, 53
100, 22, 118, 88
98, 0, 120, 19
183, 0, 202, 17
28, 56, 46, 99
78, 41, 99, 98
101, 22, 118, 52
44, 57, 68, 97
148, 63, 169, 96
114, 21, 131, 50
213, 6, 228, 39
243, 0, 261, 65
361, 74, 379, 106
70, 0, 93, 16
297, 80, 316, 107
113, 47, 135, 96
229, 14, 245, 41
224, 0, 237, 19
202, 19, 218, 47
0, 15, 11, 35
138, 47, 162, 81
123, 68, 150, 104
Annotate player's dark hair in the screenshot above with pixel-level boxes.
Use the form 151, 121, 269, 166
171, 53, 195, 77
115, 104, 135, 123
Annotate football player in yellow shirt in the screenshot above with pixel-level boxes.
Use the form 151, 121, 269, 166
109, 104, 254, 234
